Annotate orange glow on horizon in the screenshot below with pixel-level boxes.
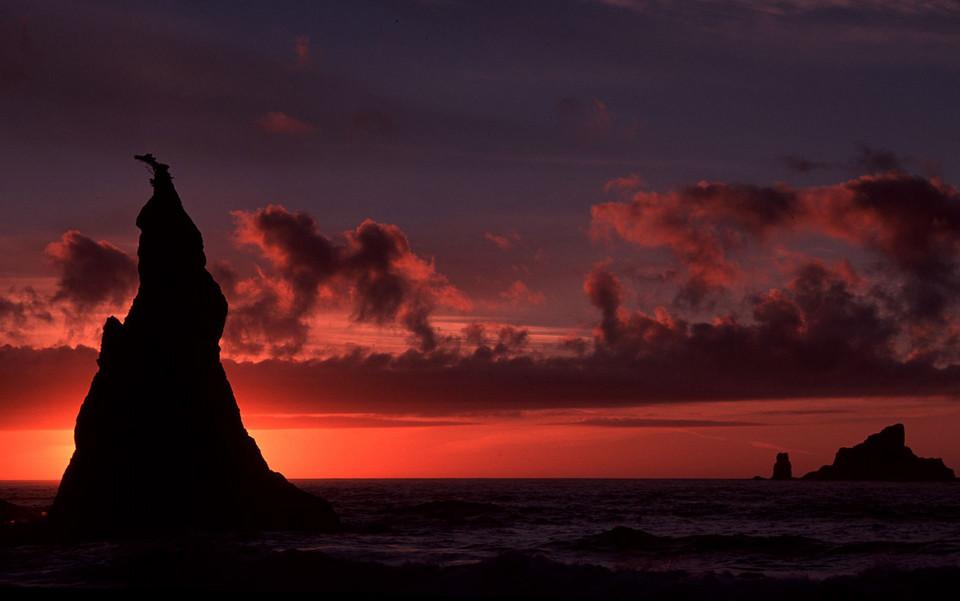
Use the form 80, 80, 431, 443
3, 401, 959, 481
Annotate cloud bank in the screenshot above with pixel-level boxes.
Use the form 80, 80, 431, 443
225, 205, 470, 356
5, 170, 960, 426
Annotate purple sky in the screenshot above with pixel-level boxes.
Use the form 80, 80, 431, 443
4, 1, 960, 477
3, 1, 958, 327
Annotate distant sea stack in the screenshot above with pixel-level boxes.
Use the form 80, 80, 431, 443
803, 424, 955, 481
771, 453, 792, 480
50, 155, 339, 534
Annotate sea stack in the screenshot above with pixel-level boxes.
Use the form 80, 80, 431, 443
50, 155, 339, 534
803, 424, 955, 481
771, 452, 792, 480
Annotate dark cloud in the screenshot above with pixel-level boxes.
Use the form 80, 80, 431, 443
575, 258, 951, 400
674, 274, 726, 312
244, 414, 475, 429
592, 181, 802, 309
594, 172, 960, 341
561, 418, 763, 428
783, 146, 911, 176
0, 344, 97, 428
853, 145, 907, 173
782, 154, 832, 174
0, 293, 39, 342
462, 323, 488, 347
815, 173, 960, 327
217, 339, 960, 416
7, 170, 960, 424
498, 280, 545, 307
560, 336, 590, 356
556, 97, 613, 140
346, 220, 422, 324
4, 307, 960, 426
585, 169, 960, 403
228, 206, 468, 356
495, 326, 529, 353
45, 230, 137, 311
0, 296, 22, 323
461, 323, 531, 359
220, 282, 310, 358
584, 265, 624, 345
756, 408, 854, 416
212, 253, 960, 414
0, 288, 51, 336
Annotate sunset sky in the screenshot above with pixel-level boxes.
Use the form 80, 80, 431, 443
3, 0, 960, 479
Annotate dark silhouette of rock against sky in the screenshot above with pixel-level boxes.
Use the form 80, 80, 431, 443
771, 453, 792, 480
49, 156, 338, 534
803, 424, 955, 481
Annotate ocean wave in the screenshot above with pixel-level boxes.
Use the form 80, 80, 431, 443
346, 499, 516, 532
391, 499, 507, 520
4, 542, 960, 597
566, 526, 824, 555
564, 526, 952, 558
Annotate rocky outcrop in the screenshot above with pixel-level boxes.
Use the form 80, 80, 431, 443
771, 452, 792, 480
803, 424, 955, 481
49, 155, 339, 534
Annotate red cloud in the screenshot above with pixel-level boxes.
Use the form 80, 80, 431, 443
499, 280, 545, 306
584, 264, 624, 346
7, 172, 960, 424
806, 174, 960, 324
484, 231, 520, 250
0, 288, 51, 342
582, 259, 911, 387
0, 345, 98, 428
556, 97, 613, 139
592, 181, 801, 308
294, 35, 311, 67
593, 173, 960, 331
2, 230, 136, 345
228, 205, 469, 356
460, 323, 530, 358
45, 230, 137, 311
6, 247, 960, 429
257, 111, 315, 135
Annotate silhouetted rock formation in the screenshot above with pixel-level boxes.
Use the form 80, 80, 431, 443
50, 156, 339, 534
771, 452, 792, 480
803, 424, 955, 481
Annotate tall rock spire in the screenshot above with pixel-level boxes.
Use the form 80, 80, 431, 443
50, 156, 338, 534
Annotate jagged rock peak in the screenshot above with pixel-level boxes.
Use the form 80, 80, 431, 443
861, 422, 905, 449
49, 155, 339, 535
803, 423, 955, 481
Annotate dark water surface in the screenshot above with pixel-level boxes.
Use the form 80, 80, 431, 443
306, 479, 960, 577
4, 479, 960, 582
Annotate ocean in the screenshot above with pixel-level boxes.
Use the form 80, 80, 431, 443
3, 479, 960, 593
